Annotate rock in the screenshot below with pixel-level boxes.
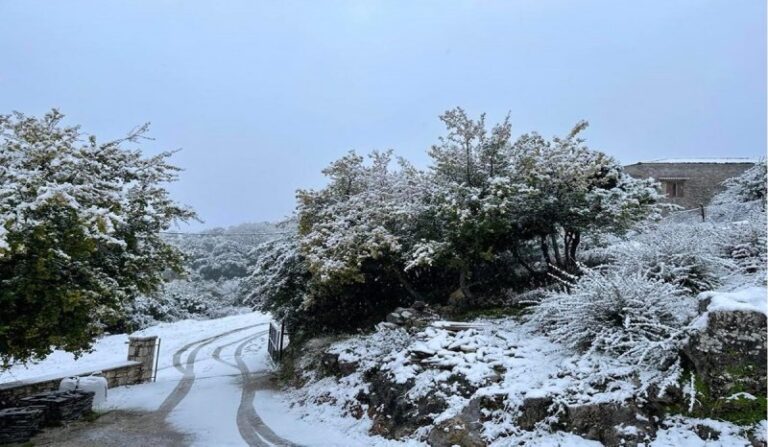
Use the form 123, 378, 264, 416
0, 406, 45, 444
683, 309, 767, 402
319, 352, 358, 377
693, 424, 720, 441
562, 402, 654, 447
477, 394, 506, 421
679, 307, 767, 425
386, 312, 405, 325
427, 417, 486, 447
517, 397, 553, 430
384, 305, 440, 329
360, 368, 446, 439
412, 301, 427, 311
16, 390, 94, 427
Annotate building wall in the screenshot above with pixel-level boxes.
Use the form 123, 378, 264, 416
623, 162, 754, 209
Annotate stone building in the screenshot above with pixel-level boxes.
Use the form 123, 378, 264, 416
623, 158, 757, 210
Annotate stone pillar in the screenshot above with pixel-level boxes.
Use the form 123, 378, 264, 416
127, 336, 158, 383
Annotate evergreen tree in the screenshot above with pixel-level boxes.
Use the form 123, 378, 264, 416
0, 110, 196, 364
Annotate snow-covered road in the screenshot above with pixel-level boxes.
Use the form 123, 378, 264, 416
101, 316, 314, 446
4, 313, 375, 447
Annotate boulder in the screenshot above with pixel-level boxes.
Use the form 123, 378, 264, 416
427, 416, 486, 447
516, 397, 553, 430
361, 368, 447, 439
684, 309, 767, 400
561, 402, 655, 447
319, 352, 358, 378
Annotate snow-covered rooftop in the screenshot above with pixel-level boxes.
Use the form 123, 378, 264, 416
631, 157, 759, 164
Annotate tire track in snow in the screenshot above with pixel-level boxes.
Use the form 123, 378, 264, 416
233, 335, 301, 447
156, 323, 269, 418
211, 332, 265, 370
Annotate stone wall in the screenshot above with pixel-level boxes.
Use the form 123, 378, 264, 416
127, 336, 158, 383
0, 336, 159, 405
623, 162, 754, 210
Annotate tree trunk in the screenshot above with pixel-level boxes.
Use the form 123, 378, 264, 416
512, 245, 536, 275
394, 269, 425, 302
459, 267, 474, 302
540, 236, 553, 269
569, 231, 580, 265
563, 229, 581, 270
550, 233, 562, 268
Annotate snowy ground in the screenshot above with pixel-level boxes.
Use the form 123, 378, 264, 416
286, 306, 766, 447
3, 308, 765, 446
2, 313, 405, 446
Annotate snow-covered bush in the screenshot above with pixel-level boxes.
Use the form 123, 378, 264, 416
606, 223, 736, 294
531, 268, 696, 370
240, 234, 311, 328
718, 216, 768, 277
126, 276, 248, 329
711, 161, 766, 206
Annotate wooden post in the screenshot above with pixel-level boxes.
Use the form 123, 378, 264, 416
700, 203, 705, 222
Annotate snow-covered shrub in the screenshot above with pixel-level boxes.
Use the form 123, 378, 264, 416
713, 211, 767, 277
606, 223, 736, 294
531, 268, 696, 370
711, 161, 767, 206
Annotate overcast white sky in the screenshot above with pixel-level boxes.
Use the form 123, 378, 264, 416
1, 0, 765, 229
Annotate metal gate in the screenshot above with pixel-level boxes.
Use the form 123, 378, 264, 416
267, 320, 288, 362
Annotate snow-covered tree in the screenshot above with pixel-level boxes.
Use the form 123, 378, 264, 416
507, 122, 663, 272
409, 111, 662, 302
0, 110, 196, 364
240, 233, 311, 329
249, 108, 664, 333
711, 161, 767, 206
297, 150, 429, 301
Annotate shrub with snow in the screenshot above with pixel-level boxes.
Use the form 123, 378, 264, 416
711, 161, 767, 206
606, 223, 736, 294
531, 268, 696, 370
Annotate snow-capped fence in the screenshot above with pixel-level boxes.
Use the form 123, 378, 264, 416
662, 200, 763, 224
268, 320, 289, 362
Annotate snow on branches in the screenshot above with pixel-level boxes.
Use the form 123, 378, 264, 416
531, 268, 696, 373
0, 110, 196, 363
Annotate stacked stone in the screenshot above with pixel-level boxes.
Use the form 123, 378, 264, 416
382, 301, 439, 330
0, 406, 45, 444
17, 390, 94, 426
127, 336, 158, 383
